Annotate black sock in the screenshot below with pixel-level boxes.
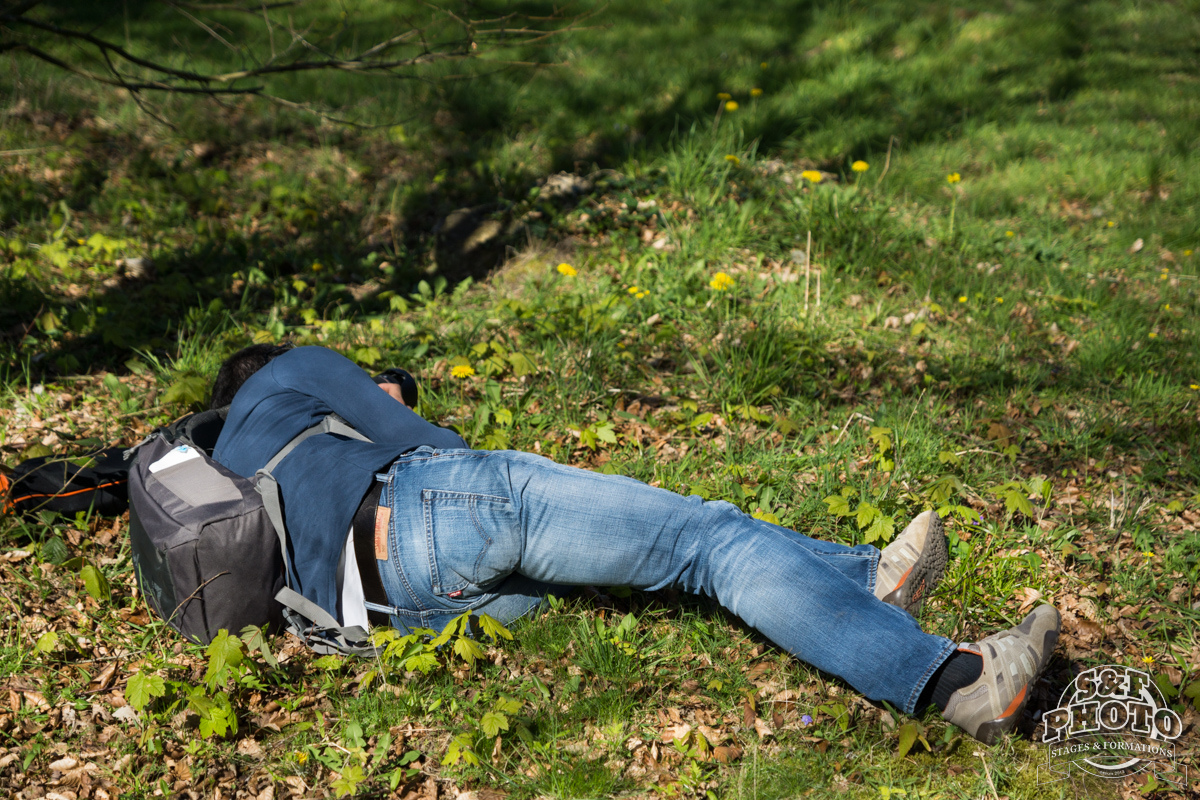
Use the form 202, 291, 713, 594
917, 650, 983, 712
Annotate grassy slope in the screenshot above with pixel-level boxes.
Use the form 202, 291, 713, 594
1, 1, 1199, 798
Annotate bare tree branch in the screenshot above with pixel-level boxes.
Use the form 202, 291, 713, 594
6, 15, 222, 82
162, 0, 241, 57
3, 42, 262, 93
1, 1, 46, 17
1, 0, 586, 123
172, 0, 297, 12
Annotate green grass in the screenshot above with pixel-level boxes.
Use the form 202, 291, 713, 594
2, 0, 1200, 797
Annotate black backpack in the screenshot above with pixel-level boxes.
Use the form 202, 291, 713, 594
127, 409, 379, 655
2, 448, 128, 517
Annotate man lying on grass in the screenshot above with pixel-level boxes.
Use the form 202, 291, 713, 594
210, 343, 1061, 745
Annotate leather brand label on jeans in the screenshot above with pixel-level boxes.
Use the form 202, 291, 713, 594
374, 506, 390, 561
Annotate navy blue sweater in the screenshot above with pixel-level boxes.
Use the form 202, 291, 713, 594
213, 346, 467, 621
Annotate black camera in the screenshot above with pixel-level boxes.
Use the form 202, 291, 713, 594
372, 368, 419, 409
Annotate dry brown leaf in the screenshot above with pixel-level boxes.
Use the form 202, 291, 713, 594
696, 724, 723, 745
89, 662, 118, 693
1015, 587, 1043, 613
237, 738, 264, 758
662, 723, 691, 744
986, 422, 1013, 446
746, 661, 771, 682
713, 745, 743, 763
48, 756, 78, 772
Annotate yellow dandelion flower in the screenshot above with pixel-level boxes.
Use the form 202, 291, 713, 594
995, 297, 1004, 304
637, 291, 649, 299
725, 100, 739, 112
725, 154, 741, 166
627, 285, 640, 295
556, 262, 577, 277
851, 160, 869, 172
717, 92, 732, 101
1141, 551, 1155, 559
1005, 231, 1015, 237
1184, 249, 1194, 256
1106, 221, 1115, 227
296, 751, 308, 764
946, 172, 961, 184
451, 364, 475, 379
1148, 332, 1158, 338
1190, 384, 1199, 390
709, 272, 735, 291
1164, 303, 1171, 310
801, 170, 823, 183
750, 88, 763, 98
958, 296, 967, 303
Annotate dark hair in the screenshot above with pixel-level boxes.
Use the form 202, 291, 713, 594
210, 343, 294, 409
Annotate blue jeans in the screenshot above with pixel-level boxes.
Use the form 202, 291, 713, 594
373, 447, 955, 714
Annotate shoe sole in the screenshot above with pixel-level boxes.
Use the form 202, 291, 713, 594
881, 512, 948, 615
969, 620, 1061, 744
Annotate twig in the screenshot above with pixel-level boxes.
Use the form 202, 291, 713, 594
876, 135, 897, 186
977, 751, 1001, 800
815, 254, 821, 311
173, 0, 297, 11
8, 16, 218, 81
0, 0, 47, 18
262, 0, 275, 59
0, 145, 69, 156
3, 4, 582, 102
4, 44, 261, 93
832, 412, 874, 445
803, 230, 811, 317
162, 0, 240, 55
100, 48, 175, 129
167, 571, 231, 626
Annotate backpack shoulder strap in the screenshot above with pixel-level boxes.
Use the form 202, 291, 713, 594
260, 413, 369, 475
255, 413, 380, 657
274, 587, 379, 656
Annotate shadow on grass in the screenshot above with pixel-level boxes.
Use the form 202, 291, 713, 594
1, 0, 1195, 406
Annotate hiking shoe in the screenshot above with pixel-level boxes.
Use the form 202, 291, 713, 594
875, 510, 947, 615
943, 604, 1062, 744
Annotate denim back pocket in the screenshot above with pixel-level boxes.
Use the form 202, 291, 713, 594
422, 489, 520, 598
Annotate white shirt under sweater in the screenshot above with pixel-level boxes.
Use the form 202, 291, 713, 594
339, 528, 370, 629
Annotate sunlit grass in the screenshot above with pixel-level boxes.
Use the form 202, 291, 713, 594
0, 0, 1197, 797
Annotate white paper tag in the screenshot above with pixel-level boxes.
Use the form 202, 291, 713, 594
149, 444, 202, 473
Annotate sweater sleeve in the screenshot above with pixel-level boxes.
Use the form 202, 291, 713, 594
266, 347, 466, 447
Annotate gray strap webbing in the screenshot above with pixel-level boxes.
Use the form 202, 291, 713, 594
275, 586, 379, 656
261, 413, 369, 475
256, 472, 295, 586
324, 413, 370, 442
255, 414, 381, 657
